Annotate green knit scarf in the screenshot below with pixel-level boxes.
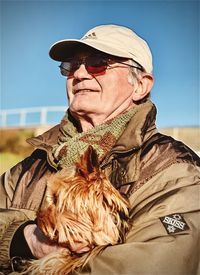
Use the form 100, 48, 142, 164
51, 106, 139, 169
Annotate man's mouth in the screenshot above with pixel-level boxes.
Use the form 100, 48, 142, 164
73, 89, 97, 94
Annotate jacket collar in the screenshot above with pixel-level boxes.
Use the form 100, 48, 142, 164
27, 100, 157, 154
110, 100, 157, 153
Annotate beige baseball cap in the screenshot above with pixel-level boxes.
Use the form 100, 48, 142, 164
49, 24, 153, 73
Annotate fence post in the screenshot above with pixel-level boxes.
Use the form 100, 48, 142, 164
40, 107, 48, 125
19, 109, 26, 127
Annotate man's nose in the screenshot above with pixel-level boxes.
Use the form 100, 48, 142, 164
73, 64, 93, 79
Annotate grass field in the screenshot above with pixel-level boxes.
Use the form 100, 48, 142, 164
0, 152, 24, 174
0, 128, 34, 175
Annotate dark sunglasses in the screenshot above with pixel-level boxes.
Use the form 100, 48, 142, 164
59, 55, 143, 77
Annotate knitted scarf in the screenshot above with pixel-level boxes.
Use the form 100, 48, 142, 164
51, 106, 139, 169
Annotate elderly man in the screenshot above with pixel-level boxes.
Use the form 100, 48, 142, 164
0, 24, 199, 274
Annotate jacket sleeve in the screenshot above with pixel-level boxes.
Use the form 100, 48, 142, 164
0, 162, 23, 209
73, 163, 200, 275
0, 209, 34, 265
0, 163, 36, 269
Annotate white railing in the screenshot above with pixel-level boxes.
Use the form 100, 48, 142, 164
0, 106, 67, 128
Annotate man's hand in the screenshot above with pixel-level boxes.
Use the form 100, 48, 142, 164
24, 224, 66, 259
24, 224, 91, 259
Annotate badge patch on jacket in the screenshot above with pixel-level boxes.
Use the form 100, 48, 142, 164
160, 214, 189, 234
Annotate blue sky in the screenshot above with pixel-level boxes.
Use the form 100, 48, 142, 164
1, 0, 199, 128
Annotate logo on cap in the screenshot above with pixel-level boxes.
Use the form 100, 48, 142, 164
82, 32, 97, 40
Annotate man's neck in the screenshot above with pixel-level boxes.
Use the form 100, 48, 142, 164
71, 102, 136, 132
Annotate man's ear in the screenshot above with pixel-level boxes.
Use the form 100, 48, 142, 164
132, 74, 154, 101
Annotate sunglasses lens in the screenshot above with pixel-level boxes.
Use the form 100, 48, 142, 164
59, 62, 71, 76
86, 64, 107, 74
59, 57, 109, 76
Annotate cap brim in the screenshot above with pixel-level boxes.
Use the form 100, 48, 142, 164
49, 39, 132, 61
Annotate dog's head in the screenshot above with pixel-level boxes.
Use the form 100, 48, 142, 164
37, 146, 129, 251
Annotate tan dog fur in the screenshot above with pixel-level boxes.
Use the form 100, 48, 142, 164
26, 146, 129, 274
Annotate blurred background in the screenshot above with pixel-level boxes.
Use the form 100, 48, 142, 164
0, 0, 199, 174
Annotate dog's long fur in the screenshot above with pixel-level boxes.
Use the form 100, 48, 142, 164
26, 146, 130, 274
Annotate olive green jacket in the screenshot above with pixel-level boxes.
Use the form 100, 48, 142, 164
0, 101, 200, 274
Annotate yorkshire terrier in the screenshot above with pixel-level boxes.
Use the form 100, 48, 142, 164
26, 146, 130, 274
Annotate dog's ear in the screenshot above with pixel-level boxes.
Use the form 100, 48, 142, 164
77, 146, 99, 178
86, 145, 99, 173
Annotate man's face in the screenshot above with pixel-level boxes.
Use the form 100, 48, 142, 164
66, 50, 135, 121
